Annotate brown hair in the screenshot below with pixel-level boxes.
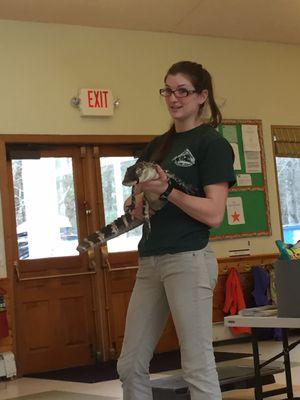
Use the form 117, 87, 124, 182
150, 61, 222, 163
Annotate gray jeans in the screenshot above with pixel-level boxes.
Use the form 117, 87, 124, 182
117, 244, 221, 400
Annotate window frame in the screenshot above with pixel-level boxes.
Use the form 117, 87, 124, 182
271, 125, 300, 243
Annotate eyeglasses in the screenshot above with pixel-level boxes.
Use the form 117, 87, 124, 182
159, 87, 197, 98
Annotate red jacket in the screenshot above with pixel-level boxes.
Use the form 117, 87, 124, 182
223, 267, 251, 335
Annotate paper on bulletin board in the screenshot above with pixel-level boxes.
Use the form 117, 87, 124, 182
236, 174, 252, 186
222, 125, 238, 143
0, 193, 7, 278
227, 197, 245, 225
242, 124, 260, 151
245, 151, 262, 173
230, 143, 241, 170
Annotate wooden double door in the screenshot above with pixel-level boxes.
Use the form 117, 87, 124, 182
2, 136, 178, 375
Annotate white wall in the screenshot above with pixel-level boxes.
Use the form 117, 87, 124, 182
1, 19, 300, 262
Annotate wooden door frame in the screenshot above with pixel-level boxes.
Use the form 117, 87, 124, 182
0, 133, 153, 363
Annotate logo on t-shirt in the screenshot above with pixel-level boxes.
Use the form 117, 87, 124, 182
172, 149, 195, 167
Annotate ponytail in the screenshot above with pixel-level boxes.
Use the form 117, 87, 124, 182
203, 69, 222, 127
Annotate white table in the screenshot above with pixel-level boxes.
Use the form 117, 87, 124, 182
224, 315, 300, 400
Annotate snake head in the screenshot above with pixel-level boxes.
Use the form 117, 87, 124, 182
122, 162, 159, 186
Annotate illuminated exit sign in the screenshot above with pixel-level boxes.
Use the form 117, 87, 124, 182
79, 88, 114, 116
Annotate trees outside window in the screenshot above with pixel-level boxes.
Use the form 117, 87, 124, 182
100, 157, 142, 252
276, 157, 300, 243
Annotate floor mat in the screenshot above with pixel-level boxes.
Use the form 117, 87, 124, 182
5, 391, 118, 400
25, 351, 252, 383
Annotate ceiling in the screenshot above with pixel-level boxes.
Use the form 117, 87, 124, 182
1, 0, 300, 45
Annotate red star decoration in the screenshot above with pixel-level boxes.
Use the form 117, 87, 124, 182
231, 211, 240, 222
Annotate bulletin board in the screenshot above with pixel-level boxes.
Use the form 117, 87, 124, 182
210, 119, 271, 240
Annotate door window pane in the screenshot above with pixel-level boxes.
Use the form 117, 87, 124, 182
12, 158, 78, 259
276, 157, 300, 243
100, 157, 142, 252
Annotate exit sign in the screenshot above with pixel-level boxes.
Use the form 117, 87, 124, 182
79, 88, 114, 116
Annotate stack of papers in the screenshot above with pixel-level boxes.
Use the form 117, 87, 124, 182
238, 305, 278, 317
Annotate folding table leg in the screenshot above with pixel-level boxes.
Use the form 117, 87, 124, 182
251, 327, 300, 400
282, 329, 295, 399
251, 328, 264, 400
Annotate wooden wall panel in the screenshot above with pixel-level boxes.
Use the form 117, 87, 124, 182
213, 274, 227, 322
111, 292, 131, 354
60, 296, 89, 346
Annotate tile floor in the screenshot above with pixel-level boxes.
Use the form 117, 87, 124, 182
1, 335, 300, 400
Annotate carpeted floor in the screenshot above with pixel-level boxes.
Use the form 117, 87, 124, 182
25, 350, 252, 383
5, 392, 118, 400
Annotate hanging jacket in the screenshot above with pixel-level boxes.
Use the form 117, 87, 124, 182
223, 267, 251, 335
252, 266, 271, 306
252, 266, 282, 340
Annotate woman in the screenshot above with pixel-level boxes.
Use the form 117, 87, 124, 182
117, 61, 235, 400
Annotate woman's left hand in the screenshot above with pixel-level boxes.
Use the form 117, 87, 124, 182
139, 165, 169, 196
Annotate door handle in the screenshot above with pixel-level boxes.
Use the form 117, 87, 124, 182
14, 261, 96, 282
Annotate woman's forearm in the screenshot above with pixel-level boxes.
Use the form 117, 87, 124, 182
168, 184, 228, 228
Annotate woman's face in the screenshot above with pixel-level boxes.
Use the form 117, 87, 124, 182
164, 73, 207, 124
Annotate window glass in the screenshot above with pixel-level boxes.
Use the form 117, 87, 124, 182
100, 157, 142, 252
276, 157, 300, 243
12, 158, 78, 259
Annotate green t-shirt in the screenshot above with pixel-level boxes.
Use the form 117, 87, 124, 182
138, 124, 236, 256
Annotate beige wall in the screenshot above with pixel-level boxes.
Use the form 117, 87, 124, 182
1, 19, 300, 264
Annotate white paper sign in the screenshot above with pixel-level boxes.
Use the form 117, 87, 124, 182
242, 125, 260, 151
236, 174, 252, 186
230, 143, 241, 170
245, 151, 262, 173
227, 197, 245, 225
